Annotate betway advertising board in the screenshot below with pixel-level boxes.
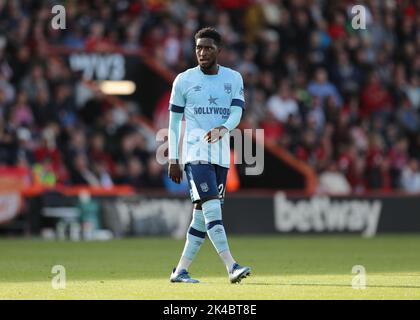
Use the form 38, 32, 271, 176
222, 192, 420, 237
104, 192, 420, 238
273, 193, 382, 237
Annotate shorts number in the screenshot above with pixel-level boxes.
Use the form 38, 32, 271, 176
218, 184, 226, 198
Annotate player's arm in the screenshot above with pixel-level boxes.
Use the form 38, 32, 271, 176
223, 106, 243, 131
205, 72, 245, 143
168, 75, 185, 184
204, 106, 243, 143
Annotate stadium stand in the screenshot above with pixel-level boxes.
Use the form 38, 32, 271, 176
0, 0, 420, 195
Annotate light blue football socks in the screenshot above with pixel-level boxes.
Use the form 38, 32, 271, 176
175, 199, 237, 275
202, 199, 236, 272
175, 208, 206, 274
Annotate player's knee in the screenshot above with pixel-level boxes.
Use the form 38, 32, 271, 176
194, 202, 202, 210
187, 226, 206, 242
191, 209, 206, 233
201, 199, 222, 227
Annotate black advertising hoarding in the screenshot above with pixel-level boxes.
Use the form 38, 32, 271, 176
101, 195, 193, 238
99, 192, 420, 237
12, 191, 420, 237
224, 192, 420, 236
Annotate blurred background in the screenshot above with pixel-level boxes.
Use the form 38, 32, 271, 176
0, 0, 420, 239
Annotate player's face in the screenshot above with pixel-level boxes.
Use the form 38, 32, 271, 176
196, 38, 219, 70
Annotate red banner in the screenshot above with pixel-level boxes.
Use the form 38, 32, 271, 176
0, 167, 31, 192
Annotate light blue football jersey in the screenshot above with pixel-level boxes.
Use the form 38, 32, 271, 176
169, 65, 245, 168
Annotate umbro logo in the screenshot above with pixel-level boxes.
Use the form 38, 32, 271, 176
214, 228, 224, 234
193, 85, 202, 92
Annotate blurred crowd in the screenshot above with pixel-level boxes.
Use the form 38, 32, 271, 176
1, 0, 420, 194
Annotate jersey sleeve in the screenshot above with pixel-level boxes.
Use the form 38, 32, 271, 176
230, 72, 245, 110
169, 74, 185, 113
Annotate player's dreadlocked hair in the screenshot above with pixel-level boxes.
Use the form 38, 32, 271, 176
195, 27, 222, 47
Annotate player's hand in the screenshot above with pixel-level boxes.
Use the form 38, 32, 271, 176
168, 161, 183, 184
204, 126, 229, 143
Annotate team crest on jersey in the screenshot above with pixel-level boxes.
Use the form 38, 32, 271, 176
224, 83, 232, 94
200, 182, 209, 192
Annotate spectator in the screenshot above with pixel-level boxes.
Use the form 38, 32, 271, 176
20, 64, 48, 104
405, 75, 420, 111
121, 156, 147, 190
306, 95, 325, 134
318, 162, 351, 195
8, 91, 34, 128
34, 126, 68, 185
296, 129, 322, 169
69, 153, 101, 186
401, 159, 420, 193
32, 88, 57, 127
15, 127, 35, 167
307, 68, 343, 107
260, 113, 283, 145
89, 132, 116, 177
389, 137, 409, 189
347, 156, 367, 194
92, 160, 114, 188
0, 0, 419, 193
267, 81, 299, 123
144, 157, 165, 189
360, 71, 393, 118
397, 95, 420, 133
366, 134, 391, 191
162, 21, 181, 68
330, 50, 361, 96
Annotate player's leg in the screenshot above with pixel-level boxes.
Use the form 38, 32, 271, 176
180, 162, 251, 283
202, 197, 250, 283
201, 197, 234, 270
208, 165, 234, 271
201, 196, 251, 283
170, 164, 206, 283
189, 163, 249, 282
183, 163, 230, 266
174, 202, 206, 274
211, 164, 251, 283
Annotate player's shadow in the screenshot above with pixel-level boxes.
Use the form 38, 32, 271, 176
245, 282, 420, 289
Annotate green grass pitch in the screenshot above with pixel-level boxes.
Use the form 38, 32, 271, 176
0, 235, 419, 299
